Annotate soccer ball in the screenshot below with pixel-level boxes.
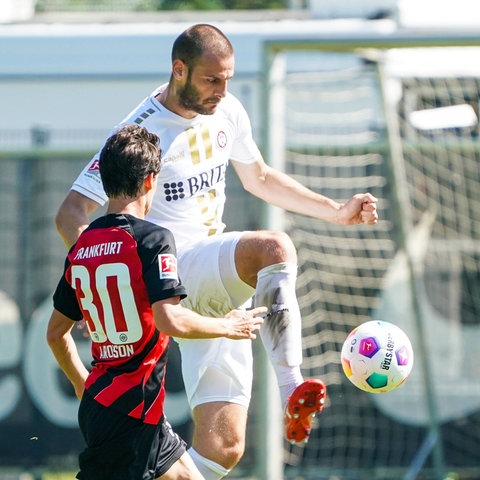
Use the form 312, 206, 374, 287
341, 320, 414, 393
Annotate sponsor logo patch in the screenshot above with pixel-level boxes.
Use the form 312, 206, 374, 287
163, 182, 185, 201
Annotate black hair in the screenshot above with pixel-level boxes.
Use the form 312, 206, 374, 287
99, 124, 161, 198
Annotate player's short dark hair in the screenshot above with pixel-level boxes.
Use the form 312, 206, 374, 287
172, 23, 233, 69
99, 124, 161, 198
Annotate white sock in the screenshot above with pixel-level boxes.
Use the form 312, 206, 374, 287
278, 365, 304, 407
253, 262, 304, 404
188, 447, 230, 480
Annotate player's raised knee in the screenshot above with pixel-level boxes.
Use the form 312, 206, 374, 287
259, 230, 297, 264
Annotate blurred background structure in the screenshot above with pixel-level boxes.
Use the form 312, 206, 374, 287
1, 1, 480, 479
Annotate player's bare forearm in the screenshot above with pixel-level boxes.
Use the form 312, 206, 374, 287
55, 190, 100, 249
46, 310, 89, 399
153, 300, 266, 340
48, 335, 88, 399
234, 160, 378, 225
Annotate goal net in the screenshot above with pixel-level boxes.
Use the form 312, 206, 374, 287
254, 41, 480, 480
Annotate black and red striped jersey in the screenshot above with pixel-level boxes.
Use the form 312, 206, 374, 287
53, 213, 187, 425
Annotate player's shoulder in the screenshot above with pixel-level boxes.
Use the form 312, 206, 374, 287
127, 216, 176, 252
118, 84, 166, 125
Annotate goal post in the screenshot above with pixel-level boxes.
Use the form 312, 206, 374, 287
375, 55, 445, 480
256, 25, 480, 480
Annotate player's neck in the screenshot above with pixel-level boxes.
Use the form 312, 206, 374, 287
106, 198, 146, 220
156, 86, 197, 120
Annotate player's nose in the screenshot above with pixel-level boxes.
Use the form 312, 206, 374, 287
215, 79, 228, 98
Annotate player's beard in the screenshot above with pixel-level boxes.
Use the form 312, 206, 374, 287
178, 76, 220, 115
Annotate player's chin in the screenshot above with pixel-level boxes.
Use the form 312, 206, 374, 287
202, 101, 220, 114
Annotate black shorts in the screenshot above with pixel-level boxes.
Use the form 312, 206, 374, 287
76, 391, 187, 480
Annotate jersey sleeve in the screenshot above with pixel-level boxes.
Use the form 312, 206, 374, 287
71, 152, 109, 206
52, 260, 83, 321
226, 94, 262, 165
135, 221, 187, 305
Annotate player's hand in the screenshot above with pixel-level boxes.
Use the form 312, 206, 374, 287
338, 193, 378, 225
224, 306, 267, 340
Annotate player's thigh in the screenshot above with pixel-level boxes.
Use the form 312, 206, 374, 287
156, 452, 204, 480
178, 232, 252, 315
177, 233, 254, 410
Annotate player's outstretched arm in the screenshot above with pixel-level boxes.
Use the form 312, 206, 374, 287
232, 158, 378, 226
46, 310, 89, 400
153, 298, 266, 340
222, 307, 266, 339
55, 190, 102, 249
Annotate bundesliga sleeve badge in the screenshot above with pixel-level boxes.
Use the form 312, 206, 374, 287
159, 254, 178, 280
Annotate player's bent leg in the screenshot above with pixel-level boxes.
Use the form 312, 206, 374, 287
236, 233, 304, 381
176, 336, 252, 476
175, 331, 252, 478
157, 451, 205, 480
236, 231, 305, 397
235, 231, 328, 442
234, 230, 297, 288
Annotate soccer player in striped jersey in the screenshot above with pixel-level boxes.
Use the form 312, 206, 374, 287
47, 124, 265, 480
55, 24, 378, 478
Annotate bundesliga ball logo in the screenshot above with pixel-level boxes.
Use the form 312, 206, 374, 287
341, 320, 414, 393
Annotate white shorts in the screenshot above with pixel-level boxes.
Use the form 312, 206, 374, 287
176, 231, 255, 409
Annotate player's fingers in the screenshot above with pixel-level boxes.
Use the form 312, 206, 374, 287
248, 306, 268, 317
251, 318, 263, 330
361, 210, 378, 224
361, 192, 378, 203
361, 201, 376, 211
361, 200, 378, 223
240, 323, 259, 340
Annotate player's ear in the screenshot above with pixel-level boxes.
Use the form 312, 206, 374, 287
144, 172, 156, 191
172, 59, 187, 80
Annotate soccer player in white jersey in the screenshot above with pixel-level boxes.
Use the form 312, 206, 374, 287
56, 24, 379, 480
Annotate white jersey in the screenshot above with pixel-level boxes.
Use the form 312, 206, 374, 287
72, 84, 261, 251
